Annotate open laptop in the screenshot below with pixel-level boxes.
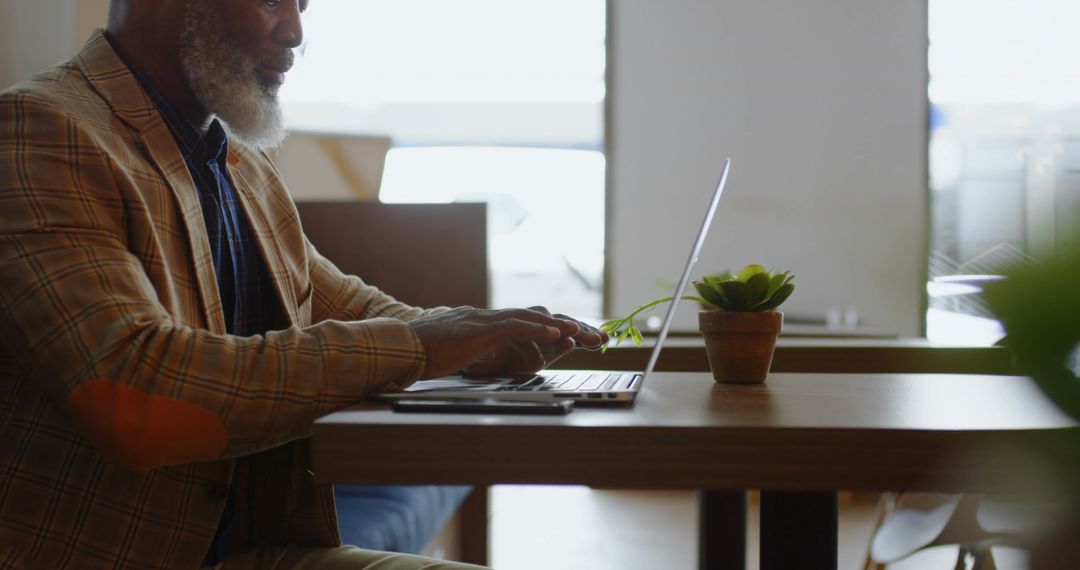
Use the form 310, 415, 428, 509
380, 158, 732, 405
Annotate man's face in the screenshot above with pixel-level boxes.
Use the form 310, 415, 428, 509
179, 0, 307, 149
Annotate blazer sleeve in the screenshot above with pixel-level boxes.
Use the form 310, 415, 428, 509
0, 91, 427, 471
305, 240, 451, 324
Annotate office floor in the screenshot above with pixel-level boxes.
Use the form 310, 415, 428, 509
489, 486, 1029, 570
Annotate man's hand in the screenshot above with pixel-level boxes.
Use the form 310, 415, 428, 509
407, 306, 608, 379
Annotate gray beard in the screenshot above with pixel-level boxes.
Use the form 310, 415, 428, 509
179, 0, 287, 150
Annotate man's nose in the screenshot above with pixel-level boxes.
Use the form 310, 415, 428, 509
275, 1, 304, 49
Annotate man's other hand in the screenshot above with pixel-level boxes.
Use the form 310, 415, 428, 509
407, 306, 608, 379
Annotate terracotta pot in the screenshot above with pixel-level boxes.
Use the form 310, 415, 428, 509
698, 310, 783, 384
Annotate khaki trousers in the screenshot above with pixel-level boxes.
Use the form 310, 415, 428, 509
215, 544, 491, 570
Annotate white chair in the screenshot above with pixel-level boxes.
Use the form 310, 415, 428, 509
866, 493, 1060, 570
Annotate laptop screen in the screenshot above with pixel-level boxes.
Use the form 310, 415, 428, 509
643, 158, 731, 376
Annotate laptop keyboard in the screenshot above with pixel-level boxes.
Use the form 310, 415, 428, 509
496, 372, 633, 392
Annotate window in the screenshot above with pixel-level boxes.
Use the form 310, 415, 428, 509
280, 0, 607, 314
927, 0, 1080, 343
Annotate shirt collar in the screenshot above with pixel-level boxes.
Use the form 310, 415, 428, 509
116, 45, 230, 167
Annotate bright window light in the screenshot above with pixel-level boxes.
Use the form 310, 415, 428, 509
927, 0, 1080, 344
381, 147, 605, 315
281, 0, 606, 145
278, 1, 607, 316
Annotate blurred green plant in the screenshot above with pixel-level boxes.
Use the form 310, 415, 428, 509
985, 251, 1080, 421
599, 264, 794, 351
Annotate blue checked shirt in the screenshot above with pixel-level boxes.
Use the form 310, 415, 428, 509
125, 64, 281, 566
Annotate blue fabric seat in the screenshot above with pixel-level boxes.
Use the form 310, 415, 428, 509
335, 484, 473, 554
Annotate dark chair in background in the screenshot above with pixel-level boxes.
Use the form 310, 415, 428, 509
296, 201, 490, 565
296, 201, 488, 309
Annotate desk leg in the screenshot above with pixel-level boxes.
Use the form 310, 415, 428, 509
459, 486, 489, 565
759, 491, 838, 570
699, 490, 746, 570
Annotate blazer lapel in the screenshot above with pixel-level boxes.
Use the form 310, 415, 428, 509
74, 30, 227, 333
227, 148, 301, 327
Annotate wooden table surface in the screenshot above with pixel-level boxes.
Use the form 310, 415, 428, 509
313, 372, 1075, 494
552, 337, 1018, 375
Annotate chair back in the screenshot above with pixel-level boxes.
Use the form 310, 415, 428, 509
295, 201, 488, 309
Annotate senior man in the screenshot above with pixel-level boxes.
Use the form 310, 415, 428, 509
0, 0, 605, 568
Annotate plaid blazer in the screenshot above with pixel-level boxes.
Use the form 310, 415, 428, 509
0, 31, 433, 569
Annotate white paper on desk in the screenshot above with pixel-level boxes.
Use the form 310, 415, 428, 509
402, 377, 507, 392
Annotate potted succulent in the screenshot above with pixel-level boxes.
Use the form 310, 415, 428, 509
600, 264, 795, 383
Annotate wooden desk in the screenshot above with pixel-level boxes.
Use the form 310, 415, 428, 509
553, 337, 1018, 375
313, 373, 1076, 569
553, 339, 1017, 566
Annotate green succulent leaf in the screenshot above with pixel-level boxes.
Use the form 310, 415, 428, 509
758, 282, 795, 311
704, 273, 731, 288
744, 271, 771, 309
767, 272, 787, 298
694, 281, 727, 308
719, 280, 748, 309
736, 264, 766, 283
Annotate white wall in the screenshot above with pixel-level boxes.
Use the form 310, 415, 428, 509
1, 0, 75, 89
607, 0, 929, 336
0, 0, 107, 90
76, 0, 111, 46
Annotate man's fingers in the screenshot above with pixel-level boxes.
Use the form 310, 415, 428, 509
409, 306, 601, 379
552, 314, 607, 348
497, 309, 605, 349
488, 319, 562, 343
509, 341, 546, 373
552, 336, 576, 351
488, 307, 579, 336
539, 336, 575, 366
